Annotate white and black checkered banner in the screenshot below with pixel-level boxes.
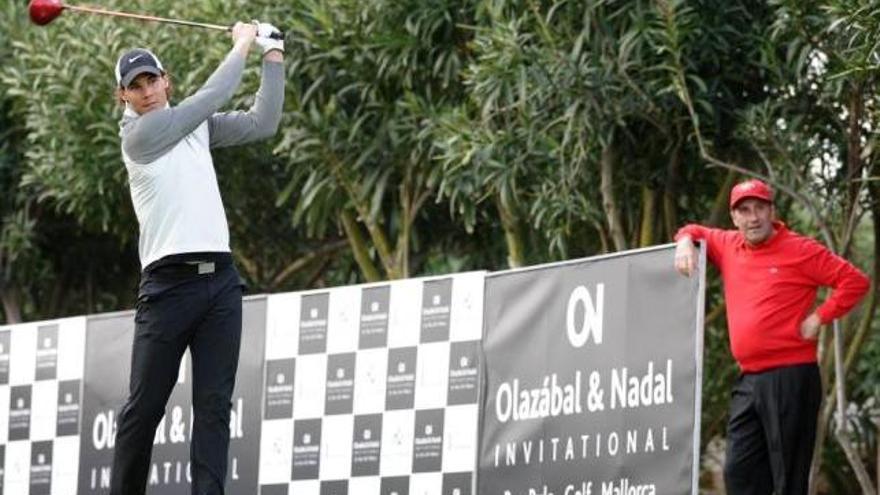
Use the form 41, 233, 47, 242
0, 317, 86, 495
479, 245, 706, 495
257, 272, 485, 495
0, 245, 704, 495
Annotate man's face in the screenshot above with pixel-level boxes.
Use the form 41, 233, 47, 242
731, 198, 775, 246
120, 73, 168, 115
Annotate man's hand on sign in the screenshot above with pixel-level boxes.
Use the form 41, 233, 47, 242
674, 236, 697, 277
800, 312, 822, 340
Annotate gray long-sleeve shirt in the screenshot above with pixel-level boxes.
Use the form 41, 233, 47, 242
119, 50, 285, 267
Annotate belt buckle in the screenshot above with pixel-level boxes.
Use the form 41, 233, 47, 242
197, 262, 215, 275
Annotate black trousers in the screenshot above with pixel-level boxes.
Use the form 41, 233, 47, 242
110, 258, 243, 495
724, 363, 822, 495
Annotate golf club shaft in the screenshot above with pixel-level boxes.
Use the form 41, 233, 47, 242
63, 4, 230, 32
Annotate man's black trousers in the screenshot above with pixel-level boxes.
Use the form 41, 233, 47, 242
110, 258, 242, 495
724, 363, 822, 495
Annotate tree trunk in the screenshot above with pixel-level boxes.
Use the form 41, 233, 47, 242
809, 83, 876, 495
326, 153, 396, 276
809, 181, 880, 495
639, 186, 656, 247
845, 85, 863, 214
85, 268, 95, 314
600, 145, 627, 251
809, 330, 833, 495
592, 221, 609, 254
269, 240, 348, 290
495, 193, 525, 268
393, 182, 413, 280
663, 139, 682, 240
1, 288, 22, 324
340, 209, 382, 282
706, 169, 736, 227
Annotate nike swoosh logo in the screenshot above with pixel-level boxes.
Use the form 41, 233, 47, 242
128, 54, 144, 64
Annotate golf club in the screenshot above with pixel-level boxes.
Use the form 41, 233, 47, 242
28, 0, 284, 39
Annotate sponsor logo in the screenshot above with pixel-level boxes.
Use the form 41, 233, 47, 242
381, 476, 410, 495
386, 348, 417, 410
448, 341, 480, 405
9, 385, 32, 441
566, 284, 604, 348
35, 325, 58, 380
292, 419, 322, 480
421, 279, 453, 342
443, 472, 472, 495
0, 331, 10, 384
413, 410, 444, 472
351, 415, 382, 476
29, 441, 53, 495
359, 286, 390, 349
56, 380, 82, 436
325, 354, 356, 415
264, 359, 296, 420
320, 480, 348, 495
300, 293, 330, 354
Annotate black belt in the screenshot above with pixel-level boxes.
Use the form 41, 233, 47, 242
144, 252, 233, 276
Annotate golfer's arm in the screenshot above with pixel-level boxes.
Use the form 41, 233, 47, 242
207, 60, 284, 148
122, 51, 247, 164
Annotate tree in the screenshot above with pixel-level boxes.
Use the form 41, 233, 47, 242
274, 0, 476, 281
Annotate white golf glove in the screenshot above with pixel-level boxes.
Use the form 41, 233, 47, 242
254, 21, 284, 54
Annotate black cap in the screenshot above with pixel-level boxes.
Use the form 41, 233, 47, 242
115, 48, 165, 88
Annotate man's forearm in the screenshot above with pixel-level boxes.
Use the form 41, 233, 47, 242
205, 59, 284, 147
264, 50, 283, 63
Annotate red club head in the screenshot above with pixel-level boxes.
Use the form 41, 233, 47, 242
28, 0, 64, 26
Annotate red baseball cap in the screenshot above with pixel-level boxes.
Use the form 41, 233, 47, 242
730, 179, 773, 208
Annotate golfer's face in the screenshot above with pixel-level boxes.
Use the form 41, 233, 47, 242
122, 73, 168, 115
731, 198, 775, 246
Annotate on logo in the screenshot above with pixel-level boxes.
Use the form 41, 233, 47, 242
310, 308, 319, 319
276, 373, 285, 385
566, 283, 605, 347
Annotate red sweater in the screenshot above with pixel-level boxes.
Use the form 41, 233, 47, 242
676, 222, 870, 372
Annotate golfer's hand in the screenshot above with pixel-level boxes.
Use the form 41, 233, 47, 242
800, 312, 822, 340
231, 22, 258, 53
254, 21, 284, 56
674, 237, 697, 277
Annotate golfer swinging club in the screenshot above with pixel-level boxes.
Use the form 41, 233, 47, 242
110, 21, 284, 494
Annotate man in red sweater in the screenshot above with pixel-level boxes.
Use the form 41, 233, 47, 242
674, 178, 869, 495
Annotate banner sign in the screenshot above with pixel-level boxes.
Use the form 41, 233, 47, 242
0, 318, 85, 495
257, 272, 485, 495
76, 299, 267, 495
479, 246, 705, 495
0, 245, 704, 494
